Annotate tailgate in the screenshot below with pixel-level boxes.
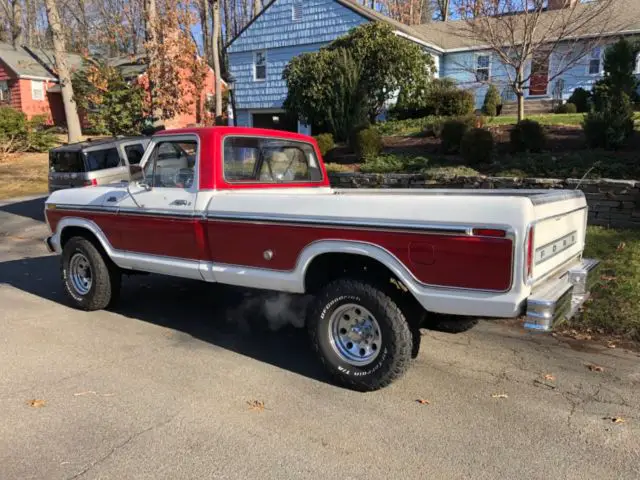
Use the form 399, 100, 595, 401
529, 203, 588, 284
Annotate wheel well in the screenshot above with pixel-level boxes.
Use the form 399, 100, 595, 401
60, 226, 105, 254
304, 253, 418, 310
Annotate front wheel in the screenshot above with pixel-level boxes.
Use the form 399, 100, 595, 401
61, 237, 121, 311
307, 279, 412, 391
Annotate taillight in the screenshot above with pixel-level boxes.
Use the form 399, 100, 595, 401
526, 226, 535, 281
472, 228, 507, 238
84, 178, 98, 186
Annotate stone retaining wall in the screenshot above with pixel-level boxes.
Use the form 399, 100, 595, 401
328, 173, 640, 229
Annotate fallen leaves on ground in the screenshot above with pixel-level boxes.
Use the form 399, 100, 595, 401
603, 416, 625, 424
587, 364, 604, 372
607, 342, 617, 349
27, 399, 45, 408
544, 374, 556, 381
491, 394, 509, 399
600, 275, 617, 282
247, 400, 265, 411
415, 399, 431, 405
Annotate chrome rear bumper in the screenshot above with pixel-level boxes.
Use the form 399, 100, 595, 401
524, 258, 600, 332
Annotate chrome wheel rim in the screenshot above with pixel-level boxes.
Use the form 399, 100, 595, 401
69, 253, 92, 295
328, 303, 382, 366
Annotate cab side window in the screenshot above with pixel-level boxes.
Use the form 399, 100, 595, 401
143, 140, 197, 189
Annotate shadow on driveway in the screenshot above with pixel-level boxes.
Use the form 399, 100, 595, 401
0, 197, 46, 223
0, 254, 331, 386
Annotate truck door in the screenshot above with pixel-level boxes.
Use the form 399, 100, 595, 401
113, 135, 200, 259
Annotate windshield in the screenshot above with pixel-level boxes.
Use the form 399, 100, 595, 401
49, 151, 85, 173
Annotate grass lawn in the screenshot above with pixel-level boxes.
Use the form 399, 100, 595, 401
486, 113, 587, 126
0, 153, 49, 200
575, 227, 640, 340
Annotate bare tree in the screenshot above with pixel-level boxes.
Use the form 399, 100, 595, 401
211, 0, 222, 120
454, 0, 625, 121
433, 0, 449, 21
43, 0, 82, 142
1, 0, 24, 46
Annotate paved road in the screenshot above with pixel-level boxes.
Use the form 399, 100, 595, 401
1, 196, 639, 480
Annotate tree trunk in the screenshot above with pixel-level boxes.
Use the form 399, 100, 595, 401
12, 0, 23, 47
200, 0, 210, 64
25, 0, 36, 47
43, 0, 82, 143
517, 91, 525, 122
212, 0, 223, 121
516, 66, 525, 122
253, 0, 260, 17
144, 0, 162, 125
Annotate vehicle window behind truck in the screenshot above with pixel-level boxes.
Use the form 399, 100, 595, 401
223, 136, 323, 183
84, 148, 121, 171
49, 151, 85, 173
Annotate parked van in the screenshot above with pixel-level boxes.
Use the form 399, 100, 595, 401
48, 137, 150, 193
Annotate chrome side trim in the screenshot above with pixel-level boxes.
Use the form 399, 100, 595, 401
206, 211, 491, 236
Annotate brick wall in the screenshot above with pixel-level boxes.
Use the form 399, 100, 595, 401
328, 173, 640, 229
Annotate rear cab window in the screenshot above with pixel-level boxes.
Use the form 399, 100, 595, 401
223, 136, 323, 184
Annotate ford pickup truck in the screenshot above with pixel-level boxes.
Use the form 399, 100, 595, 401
44, 127, 599, 391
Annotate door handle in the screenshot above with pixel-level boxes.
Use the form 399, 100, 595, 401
170, 199, 190, 206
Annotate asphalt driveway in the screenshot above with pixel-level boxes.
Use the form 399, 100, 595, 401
1, 196, 639, 480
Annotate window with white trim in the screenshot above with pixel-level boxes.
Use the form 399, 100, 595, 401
254, 50, 267, 81
476, 54, 491, 82
635, 53, 640, 74
292, 0, 303, 21
31, 80, 45, 101
0, 81, 10, 103
588, 47, 602, 75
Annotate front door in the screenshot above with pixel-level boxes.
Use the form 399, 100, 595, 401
114, 135, 200, 259
529, 52, 550, 96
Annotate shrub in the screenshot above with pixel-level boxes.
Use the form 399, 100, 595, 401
0, 107, 55, 153
434, 89, 475, 117
314, 133, 335, 156
482, 84, 501, 117
510, 119, 546, 153
554, 102, 578, 114
440, 116, 474, 153
353, 127, 383, 160
568, 88, 591, 113
583, 91, 635, 150
461, 128, 494, 165
0, 107, 27, 138
324, 163, 354, 173
359, 154, 428, 173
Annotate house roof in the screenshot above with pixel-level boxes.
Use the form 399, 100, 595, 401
411, 0, 640, 51
0, 43, 56, 78
0, 42, 86, 80
227, 0, 640, 54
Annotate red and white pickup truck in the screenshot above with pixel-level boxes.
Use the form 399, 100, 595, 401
44, 127, 599, 391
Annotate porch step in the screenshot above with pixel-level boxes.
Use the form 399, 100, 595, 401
501, 99, 554, 116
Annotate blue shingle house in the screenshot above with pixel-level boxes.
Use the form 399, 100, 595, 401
226, 0, 640, 133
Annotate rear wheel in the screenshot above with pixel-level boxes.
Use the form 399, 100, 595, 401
308, 279, 412, 391
61, 237, 121, 311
